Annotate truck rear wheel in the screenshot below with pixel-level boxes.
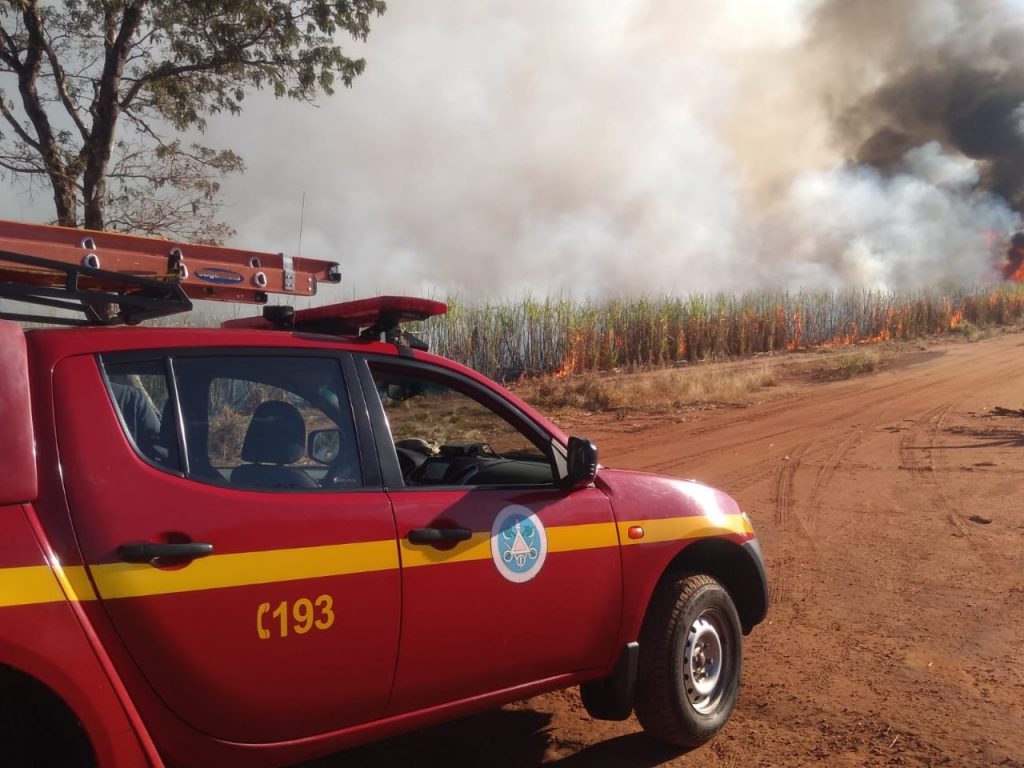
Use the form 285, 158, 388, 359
0, 666, 95, 767
635, 574, 742, 747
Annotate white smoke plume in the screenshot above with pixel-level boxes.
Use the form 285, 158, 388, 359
6, 0, 1022, 298
768, 143, 1017, 289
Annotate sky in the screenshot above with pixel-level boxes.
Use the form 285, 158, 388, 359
3, 0, 1024, 300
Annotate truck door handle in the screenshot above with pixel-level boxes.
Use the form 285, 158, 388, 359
117, 542, 214, 564
407, 527, 473, 545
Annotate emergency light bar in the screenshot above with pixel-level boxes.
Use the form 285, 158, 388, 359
222, 295, 447, 350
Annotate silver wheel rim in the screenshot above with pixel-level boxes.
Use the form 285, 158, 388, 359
682, 609, 730, 714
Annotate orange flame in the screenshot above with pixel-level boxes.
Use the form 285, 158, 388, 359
556, 333, 584, 377
786, 309, 804, 351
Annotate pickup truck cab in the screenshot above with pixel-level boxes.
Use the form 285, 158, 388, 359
0, 222, 767, 767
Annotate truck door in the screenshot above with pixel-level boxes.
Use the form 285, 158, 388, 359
53, 351, 400, 744
362, 359, 623, 715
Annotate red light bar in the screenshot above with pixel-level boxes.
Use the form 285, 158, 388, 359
222, 295, 447, 335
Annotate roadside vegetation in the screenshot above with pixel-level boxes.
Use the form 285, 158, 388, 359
419, 285, 1024, 381
169, 284, 1024, 413
825, 351, 881, 380
515, 365, 776, 414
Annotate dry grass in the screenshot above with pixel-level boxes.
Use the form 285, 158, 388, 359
514, 364, 776, 414
828, 350, 881, 380
951, 320, 995, 342
382, 391, 535, 454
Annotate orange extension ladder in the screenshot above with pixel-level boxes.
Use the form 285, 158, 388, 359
0, 219, 341, 325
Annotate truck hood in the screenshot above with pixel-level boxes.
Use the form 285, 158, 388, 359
594, 467, 748, 528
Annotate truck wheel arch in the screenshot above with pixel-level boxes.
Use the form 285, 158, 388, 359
0, 664, 96, 767
652, 537, 768, 635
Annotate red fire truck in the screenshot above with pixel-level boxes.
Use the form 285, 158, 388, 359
0, 221, 767, 767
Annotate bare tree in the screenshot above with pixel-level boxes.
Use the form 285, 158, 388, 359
0, 0, 385, 242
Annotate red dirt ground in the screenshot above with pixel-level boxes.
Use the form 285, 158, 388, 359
314, 330, 1024, 768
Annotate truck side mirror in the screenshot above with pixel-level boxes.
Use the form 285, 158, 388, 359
565, 436, 598, 489
308, 429, 341, 465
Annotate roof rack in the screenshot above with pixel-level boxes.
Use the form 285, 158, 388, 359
0, 219, 341, 326
222, 295, 448, 350
0, 249, 191, 325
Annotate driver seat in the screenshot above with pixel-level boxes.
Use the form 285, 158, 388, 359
231, 400, 316, 489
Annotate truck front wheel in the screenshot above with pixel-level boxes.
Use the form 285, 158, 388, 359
635, 573, 743, 747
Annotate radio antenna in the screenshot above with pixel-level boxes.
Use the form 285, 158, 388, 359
296, 191, 306, 256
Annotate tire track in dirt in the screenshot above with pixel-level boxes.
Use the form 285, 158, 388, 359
766, 554, 792, 606
899, 403, 972, 537
803, 424, 868, 539
899, 404, 950, 472
772, 442, 809, 527
762, 442, 810, 607
932, 405, 975, 538
931, 405, 976, 539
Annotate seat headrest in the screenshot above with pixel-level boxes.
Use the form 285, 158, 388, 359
241, 400, 306, 465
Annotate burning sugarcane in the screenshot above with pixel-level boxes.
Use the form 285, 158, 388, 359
1002, 232, 1024, 282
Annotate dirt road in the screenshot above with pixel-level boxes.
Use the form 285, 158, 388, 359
322, 331, 1024, 768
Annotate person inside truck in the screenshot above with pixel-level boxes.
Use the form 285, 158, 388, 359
109, 380, 162, 460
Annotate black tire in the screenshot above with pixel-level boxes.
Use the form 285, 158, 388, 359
634, 573, 743, 748
0, 667, 95, 767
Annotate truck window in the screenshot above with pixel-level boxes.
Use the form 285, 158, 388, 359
369, 364, 556, 487
103, 355, 361, 491
102, 359, 176, 467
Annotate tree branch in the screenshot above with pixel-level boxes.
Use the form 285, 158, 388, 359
120, 55, 231, 111
41, 29, 89, 142
0, 21, 22, 71
17, 0, 77, 224
83, 0, 150, 228
119, 13, 281, 111
0, 156, 47, 174
0, 93, 42, 150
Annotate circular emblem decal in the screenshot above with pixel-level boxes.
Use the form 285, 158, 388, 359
491, 505, 547, 583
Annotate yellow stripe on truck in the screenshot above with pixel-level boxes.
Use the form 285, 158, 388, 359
548, 521, 620, 552
618, 513, 752, 545
0, 564, 68, 607
52, 563, 97, 602
0, 515, 750, 606
398, 522, 621, 568
0, 564, 95, 607
89, 540, 401, 599
398, 532, 492, 568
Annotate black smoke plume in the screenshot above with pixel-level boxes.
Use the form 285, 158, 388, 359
811, 0, 1024, 209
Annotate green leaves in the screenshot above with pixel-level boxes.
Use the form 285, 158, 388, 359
0, 0, 385, 238
139, 0, 384, 118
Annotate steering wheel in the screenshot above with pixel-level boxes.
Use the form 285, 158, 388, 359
447, 463, 481, 485
319, 451, 360, 488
